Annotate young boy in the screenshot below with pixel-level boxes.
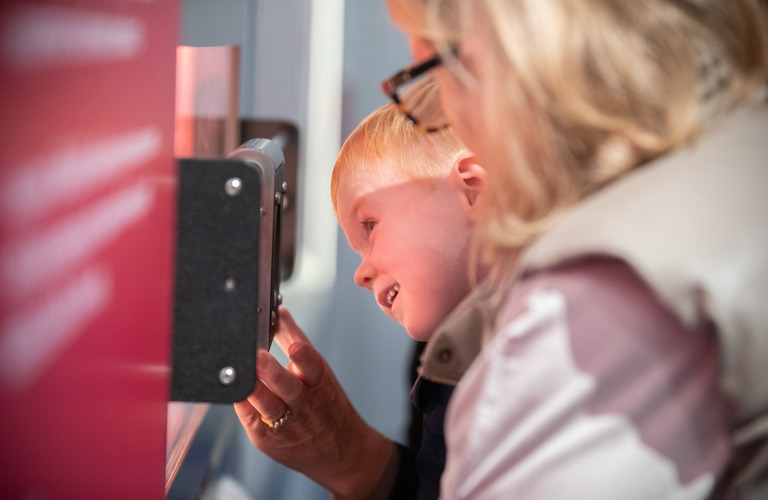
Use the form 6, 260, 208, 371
234, 77, 487, 500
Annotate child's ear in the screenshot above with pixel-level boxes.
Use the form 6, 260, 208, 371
450, 153, 487, 219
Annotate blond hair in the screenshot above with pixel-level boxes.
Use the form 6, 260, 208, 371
389, 0, 768, 265
330, 77, 466, 218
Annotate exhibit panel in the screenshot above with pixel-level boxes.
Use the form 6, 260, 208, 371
0, 1, 178, 499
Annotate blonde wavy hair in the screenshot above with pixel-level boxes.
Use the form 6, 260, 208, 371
330, 77, 466, 218
389, 0, 768, 267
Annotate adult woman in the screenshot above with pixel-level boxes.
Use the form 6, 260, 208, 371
385, 0, 768, 498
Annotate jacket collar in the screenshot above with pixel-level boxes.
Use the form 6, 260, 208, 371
418, 278, 498, 385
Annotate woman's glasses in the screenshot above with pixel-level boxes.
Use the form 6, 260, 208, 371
380, 47, 458, 133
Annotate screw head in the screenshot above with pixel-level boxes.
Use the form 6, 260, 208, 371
219, 366, 236, 385
224, 277, 237, 291
225, 177, 242, 196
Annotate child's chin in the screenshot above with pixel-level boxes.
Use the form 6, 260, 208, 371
404, 325, 432, 343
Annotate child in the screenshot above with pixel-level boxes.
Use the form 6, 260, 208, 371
234, 77, 487, 500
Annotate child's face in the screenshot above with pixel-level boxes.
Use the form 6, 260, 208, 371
337, 168, 475, 341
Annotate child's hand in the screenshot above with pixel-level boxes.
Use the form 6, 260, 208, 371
233, 308, 395, 499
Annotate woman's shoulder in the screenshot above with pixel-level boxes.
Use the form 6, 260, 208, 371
496, 255, 678, 337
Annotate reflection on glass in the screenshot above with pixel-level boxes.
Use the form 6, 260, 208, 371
165, 402, 209, 493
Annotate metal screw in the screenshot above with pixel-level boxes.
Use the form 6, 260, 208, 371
219, 366, 236, 385
274, 191, 282, 205
260, 207, 266, 216
225, 177, 242, 197
282, 181, 288, 193
277, 293, 283, 306
224, 277, 237, 291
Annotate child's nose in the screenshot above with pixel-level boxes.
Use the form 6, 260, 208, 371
354, 259, 374, 290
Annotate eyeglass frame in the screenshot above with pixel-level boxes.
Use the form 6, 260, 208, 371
380, 46, 459, 133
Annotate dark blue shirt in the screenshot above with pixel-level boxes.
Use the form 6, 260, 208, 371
389, 374, 454, 500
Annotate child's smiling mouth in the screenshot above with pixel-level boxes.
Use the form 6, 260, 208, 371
386, 284, 400, 306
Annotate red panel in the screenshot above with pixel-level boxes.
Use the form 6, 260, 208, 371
0, 1, 178, 498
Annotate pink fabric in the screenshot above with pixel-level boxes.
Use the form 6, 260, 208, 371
440, 257, 731, 499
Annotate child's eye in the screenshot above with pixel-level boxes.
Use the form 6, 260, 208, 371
361, 219, 377, 234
